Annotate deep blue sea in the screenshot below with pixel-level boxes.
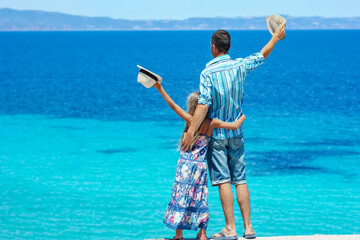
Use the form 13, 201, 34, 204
0, 30, 359, 239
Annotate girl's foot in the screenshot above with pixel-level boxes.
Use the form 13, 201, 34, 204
174, 229, 183, 240
196, 228, 207, 240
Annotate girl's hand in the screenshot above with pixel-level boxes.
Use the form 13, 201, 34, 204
153, 82, 162, 91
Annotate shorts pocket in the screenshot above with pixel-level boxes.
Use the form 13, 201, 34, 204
230, 136, 244, 148
210, 138, 226, 150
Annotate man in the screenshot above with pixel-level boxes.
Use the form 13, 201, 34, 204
181, 27, 286, 239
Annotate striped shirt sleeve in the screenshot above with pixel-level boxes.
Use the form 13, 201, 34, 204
198, 73, 212, 106
243, 52, 265, 75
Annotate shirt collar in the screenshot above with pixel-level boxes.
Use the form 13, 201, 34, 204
206, 54, 231, 67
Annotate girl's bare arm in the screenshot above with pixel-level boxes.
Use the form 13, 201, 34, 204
211, 114, 246, 130
153, 82, 192, 123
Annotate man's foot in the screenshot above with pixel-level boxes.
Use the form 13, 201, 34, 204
243, 232, 256, 239
211, 227, 237, 239
243, 226, 256, 239
244, 226, 255, 235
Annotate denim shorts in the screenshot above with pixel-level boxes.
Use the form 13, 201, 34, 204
207, 135, 246, 186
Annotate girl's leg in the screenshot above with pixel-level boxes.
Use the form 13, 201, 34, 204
196, 228, 207, 240
174, 229, 183, 239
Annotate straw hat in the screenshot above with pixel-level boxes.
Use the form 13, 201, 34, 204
137, 65, 162, 88
266, 14, 286, 36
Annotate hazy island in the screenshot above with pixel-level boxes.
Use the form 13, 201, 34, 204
0, 8, 359, 31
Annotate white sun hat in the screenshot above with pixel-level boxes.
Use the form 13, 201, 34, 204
137, 65, 162, 88
266, 14, 287, 36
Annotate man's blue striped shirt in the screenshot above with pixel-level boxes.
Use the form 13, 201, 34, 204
198, 53, 265, 140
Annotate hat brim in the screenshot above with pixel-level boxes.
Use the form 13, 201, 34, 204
137, 65, 162, 88
266, 16, 274, 35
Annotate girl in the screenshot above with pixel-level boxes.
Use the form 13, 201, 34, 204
152, 82, 246, 240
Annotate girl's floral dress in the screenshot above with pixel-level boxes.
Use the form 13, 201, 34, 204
163, 132, 210, 231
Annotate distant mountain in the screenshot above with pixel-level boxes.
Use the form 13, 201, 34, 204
0, 8, 359, 31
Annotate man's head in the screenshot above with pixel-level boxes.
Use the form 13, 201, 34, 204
211, 30, 231, 58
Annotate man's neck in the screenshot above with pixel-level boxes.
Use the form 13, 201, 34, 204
214, 52, 227, 58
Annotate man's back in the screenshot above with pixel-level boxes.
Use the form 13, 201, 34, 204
198, 53, 265, 140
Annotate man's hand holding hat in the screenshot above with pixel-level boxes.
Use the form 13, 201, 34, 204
273, 26, 286, 41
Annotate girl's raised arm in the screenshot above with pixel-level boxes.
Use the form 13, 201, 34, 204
153, 82, 192, 123
211, 114, 246, 130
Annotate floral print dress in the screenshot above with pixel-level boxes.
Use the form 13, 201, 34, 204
163, 124, 211, 231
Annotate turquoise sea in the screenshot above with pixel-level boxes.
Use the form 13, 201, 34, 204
0, 31, 359, 239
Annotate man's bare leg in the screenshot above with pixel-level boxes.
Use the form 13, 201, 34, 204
235, 183, 255, 236
212, 182, 237, 237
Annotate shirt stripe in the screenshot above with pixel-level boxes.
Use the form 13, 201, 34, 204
198, 53, 265, 140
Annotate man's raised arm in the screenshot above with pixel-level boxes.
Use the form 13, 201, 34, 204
260, 26, 286, 59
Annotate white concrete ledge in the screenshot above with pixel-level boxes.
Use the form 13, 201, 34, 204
148, 235, 360, 240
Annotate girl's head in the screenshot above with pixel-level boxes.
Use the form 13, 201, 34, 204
186, 92, 200, 116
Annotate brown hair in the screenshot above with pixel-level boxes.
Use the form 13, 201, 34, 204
211, 30, 231, 53
180, 92, 206, 148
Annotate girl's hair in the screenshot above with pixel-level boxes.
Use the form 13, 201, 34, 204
180, 92, 206, 148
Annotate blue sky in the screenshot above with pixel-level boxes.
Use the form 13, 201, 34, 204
0, 0, 359, 19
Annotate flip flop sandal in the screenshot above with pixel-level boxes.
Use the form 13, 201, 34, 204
210, 232, 238, 240
243, 232, 256, 239
173, 237, 183, 240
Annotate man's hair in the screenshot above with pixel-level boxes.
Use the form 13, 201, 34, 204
211, 30, 231, 53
